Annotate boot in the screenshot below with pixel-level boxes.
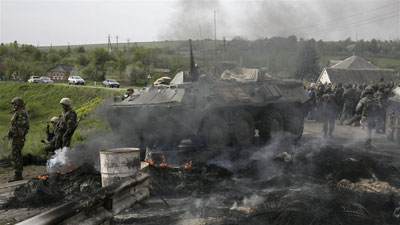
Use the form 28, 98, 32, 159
8, 172, 23, 182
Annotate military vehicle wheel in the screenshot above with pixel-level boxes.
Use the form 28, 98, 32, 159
231, 110, 255, 146
385, 110, 394, 141
282, 106, 304, 140
259, 109, 284, 141
201, 115, 229, 150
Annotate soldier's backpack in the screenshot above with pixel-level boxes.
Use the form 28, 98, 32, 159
363, 97, 381, 117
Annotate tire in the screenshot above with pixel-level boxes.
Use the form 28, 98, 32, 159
230, 110, 255, 146
201, 115, 230, 150
281, 105, 304, 140
258, 109, 284, 141
386, 110, 394, 141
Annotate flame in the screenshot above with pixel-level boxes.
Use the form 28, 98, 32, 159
159, 155, 167, 167
37, 175, 48, 180
184, 161, 193, 169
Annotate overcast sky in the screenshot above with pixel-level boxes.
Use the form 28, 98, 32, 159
0, 0, 399, 46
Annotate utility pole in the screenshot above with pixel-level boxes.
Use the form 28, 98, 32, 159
214, 10, 217, 61
199, 24, 206, 66
67, 42, 71, 56
127, 38, 130, 50
107, 34, 112, 53
115, 35, 119, 53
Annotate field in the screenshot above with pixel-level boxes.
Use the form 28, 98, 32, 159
0, 82, 123, 158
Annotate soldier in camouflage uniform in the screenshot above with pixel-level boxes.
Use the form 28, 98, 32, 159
374, 83, 389, 134
339, 84, 357, 125
356, 86, 380, 149
8, 97, 29, 182
321, 87, 339, 137
334, 82, 344, 118
56, 98, 78, 148
43, 116, 60, 155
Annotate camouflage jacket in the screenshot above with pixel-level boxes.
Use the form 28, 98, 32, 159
321, 93, 339, 116
342, 88, 357, 104
334, 87, 344, 107
373, 90, 388, 109
58, 108, 78, 137
356, 94, 380, 118
9, 109, 29, 138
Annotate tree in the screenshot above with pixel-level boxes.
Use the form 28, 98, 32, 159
295, 40, 320, 81
89, 48, 112, 81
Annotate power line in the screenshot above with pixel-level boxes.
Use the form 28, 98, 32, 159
290, 2, 399, 32
304, 11, 400, 37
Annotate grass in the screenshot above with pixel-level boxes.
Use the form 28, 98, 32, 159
0, 82, 124, 159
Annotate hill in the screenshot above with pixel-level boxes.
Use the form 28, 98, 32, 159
0, 82, 122, 158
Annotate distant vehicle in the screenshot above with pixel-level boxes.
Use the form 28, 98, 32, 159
103, 79, 120, 88
28, 76, 41, 83
68, 76, 85, 85
39, 76, 54, 84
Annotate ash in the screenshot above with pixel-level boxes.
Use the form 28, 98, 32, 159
116, 141, 400, 225
6, 163, 101, 208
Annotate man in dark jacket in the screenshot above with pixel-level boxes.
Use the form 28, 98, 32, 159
321, 88, 338, 137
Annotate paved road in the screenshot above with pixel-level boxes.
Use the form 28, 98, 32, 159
302, 119, 399, 159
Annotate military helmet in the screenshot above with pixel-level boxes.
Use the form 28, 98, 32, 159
60, 98, 71, 106
50, 117, 59, 123
11, 97, 24, 106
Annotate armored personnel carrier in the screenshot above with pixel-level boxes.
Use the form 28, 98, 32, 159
385, 85, 400, 145
108, 40, 309, 156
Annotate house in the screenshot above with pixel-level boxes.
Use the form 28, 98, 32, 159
47, 64, 76, 82
318, 56, 399, 85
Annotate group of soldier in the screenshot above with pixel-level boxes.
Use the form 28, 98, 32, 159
7, 97, 77, 182
307, 80, 395, 148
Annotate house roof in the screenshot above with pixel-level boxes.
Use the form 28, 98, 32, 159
331, 56, 379, 70
47, 64, 75, 73
326, 60, 341, 68
324, 68, 398, 85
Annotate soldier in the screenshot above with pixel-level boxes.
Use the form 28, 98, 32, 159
8, 97, 29, 182
307, 83, 317, 120
315, 81, 325, 121
42, 117, 59, 155
354, 84, 362, 103
56, 98, 78, 148
334, 82, 344, 118
339, 84, 357, 125
321, 87, 338, 137
122, 88, 134, 100
374, 83, 389, 134
356, 86, 380, 149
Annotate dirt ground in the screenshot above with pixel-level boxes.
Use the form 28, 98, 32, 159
0, 165, 46, 184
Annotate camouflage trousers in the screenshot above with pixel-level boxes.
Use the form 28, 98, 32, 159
340, 102, 355, 124
11, 137, 24, 173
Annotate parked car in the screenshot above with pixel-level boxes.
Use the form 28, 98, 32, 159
103, 79, 120, 88
39, 76, 54, 84
68, 76, 85, 85
28, 76, 41, 83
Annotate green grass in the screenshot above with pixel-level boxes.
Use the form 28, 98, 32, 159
0, 82, 124, 158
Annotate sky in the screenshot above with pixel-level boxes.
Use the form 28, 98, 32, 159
0, 0, 399, 46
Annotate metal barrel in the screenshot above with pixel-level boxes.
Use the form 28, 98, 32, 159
100, 148, 140, 187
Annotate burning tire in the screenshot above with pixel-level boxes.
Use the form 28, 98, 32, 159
201, 115, 230, 150
230, 110, 255, 146
258, 109, 284, 141
282, 105, 304, 140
